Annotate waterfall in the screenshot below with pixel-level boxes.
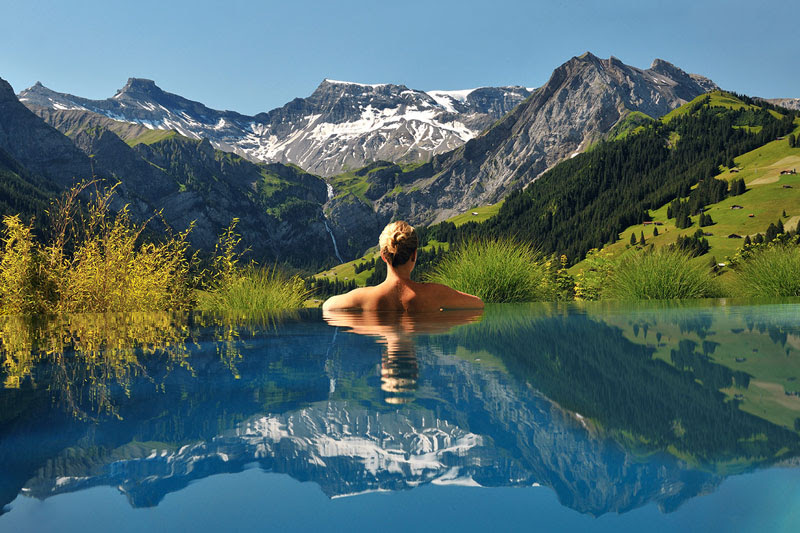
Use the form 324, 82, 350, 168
324, 219, 344, 264
324, 183, 344, 264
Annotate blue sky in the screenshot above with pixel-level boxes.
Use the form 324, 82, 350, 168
1, 0, 798, 115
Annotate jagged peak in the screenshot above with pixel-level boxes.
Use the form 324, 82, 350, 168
19, 80, 54, 95
649, 58, 686, 75
576, 51, 600, 61
114, 77, 164, 99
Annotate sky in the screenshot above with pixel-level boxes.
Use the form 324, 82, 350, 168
1, 0, 798, 115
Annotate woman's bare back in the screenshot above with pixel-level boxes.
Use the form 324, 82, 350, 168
322, 279, 483, 312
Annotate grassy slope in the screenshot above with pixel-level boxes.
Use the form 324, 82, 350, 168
328, 162, 426, 204
570, 110, 800, 277
446, 201, 504, 227
125, 129, 179, 147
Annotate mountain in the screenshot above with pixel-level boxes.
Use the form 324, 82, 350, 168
767, 97, 800, 111
417, 91, 798, 265
0, 78, 94, 188
20, 78, 532, 177
0, 77, 336, 267
320, 53, 719, 256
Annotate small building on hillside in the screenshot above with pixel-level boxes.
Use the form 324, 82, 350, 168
730, 205, 744, 210
780, 169, 797, 175
728, 234, 743, 239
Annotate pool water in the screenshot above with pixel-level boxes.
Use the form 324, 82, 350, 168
1, 301, 799, 532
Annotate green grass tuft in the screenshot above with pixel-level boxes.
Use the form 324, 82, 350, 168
426, 239, 549, 302
734, 246, 800, 297
607, 248, 720, 300
199, 266, 308, 313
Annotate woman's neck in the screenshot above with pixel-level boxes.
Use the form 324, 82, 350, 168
385, 263, 414, 282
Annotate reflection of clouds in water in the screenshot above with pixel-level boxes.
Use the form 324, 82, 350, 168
322, 309, 483, 404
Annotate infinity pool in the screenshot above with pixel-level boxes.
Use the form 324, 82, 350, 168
1, 301, 799, 532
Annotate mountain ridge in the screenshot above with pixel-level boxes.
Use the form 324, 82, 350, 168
20, 77, 532, 177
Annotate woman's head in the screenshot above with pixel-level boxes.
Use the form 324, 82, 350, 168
379, 221, 418, 267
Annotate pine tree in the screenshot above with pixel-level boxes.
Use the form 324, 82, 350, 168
744, 235, 752, 246
653, 226, 659, 237
639, 231, 646, 245
766, 223, 779, 242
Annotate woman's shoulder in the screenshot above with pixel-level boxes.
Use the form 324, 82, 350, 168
414, 281, 484, 310
322, 286, 375, 311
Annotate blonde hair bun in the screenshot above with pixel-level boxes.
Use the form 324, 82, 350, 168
379, 221, 418, 267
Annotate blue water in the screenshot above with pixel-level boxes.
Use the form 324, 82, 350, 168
1, 301, 800, 532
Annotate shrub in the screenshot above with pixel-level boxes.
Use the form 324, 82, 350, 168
426, 238, 549, 302
734, 246, 800, 297
0, 182, 195, 314
607, 248, 720, 300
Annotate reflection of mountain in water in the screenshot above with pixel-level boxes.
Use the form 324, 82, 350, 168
13, 344, 716, 516
3, 304, 800, 517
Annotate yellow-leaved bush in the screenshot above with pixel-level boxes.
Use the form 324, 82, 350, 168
0, 182, 195, 315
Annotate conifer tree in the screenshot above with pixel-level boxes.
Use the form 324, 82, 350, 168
766, 223, 779, 242
630, 232, 637, 246
639, 231, 646, 245
653, 226, 659, 237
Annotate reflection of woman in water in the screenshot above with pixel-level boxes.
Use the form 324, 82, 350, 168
323, 309, 484, 403
322, 221, 484, 312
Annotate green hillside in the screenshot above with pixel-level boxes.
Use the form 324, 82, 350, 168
419, 91, 798, 265
571, 118, 800, 274
446, 201, 504, 227
125, 129, 180, 147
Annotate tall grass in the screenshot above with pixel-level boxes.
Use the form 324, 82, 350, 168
199, 265, 308, 313
426, 238, 550, 302
734, 246, 800, 297
607, 248, 720, 300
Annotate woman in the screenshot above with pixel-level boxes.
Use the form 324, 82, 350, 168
322, 221, 484, 312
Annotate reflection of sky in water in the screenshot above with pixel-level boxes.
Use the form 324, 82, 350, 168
1, 301, 800, 530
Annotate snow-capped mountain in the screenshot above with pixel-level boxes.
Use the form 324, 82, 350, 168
19, 78, 532, 176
